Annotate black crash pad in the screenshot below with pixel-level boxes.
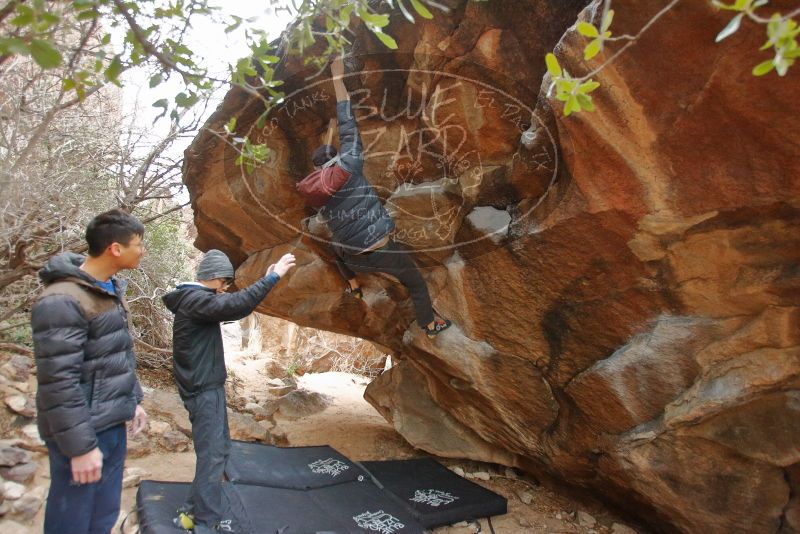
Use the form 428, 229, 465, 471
136, 479, 426, 534
361, 458, 508, 529
136, 481, 253, 534
225, 441, 366, 489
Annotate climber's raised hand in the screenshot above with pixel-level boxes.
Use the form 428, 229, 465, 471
331, 56, 344, 79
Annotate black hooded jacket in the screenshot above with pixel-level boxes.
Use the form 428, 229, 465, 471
162, 273, 280, 398
319, 100, 395, 254
31, 253, 143, 458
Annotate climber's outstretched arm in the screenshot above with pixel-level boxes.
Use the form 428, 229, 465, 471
331, 57, 362, 174
331, 57, 349, 102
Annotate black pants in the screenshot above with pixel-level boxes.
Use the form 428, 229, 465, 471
182, 386, 231, 531
334, 239, 434, 327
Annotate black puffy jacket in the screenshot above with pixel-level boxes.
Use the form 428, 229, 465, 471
321, 100, 395, 254
162, 273, 280, 398
31, 253, 143, 458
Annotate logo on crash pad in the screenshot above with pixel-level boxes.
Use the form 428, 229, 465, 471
409, 489, 459, 507
308, 457, 350, 477
353, 510, 405, 533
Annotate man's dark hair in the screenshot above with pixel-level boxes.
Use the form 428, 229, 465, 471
312, 144, 337, 167
85, 209, 145, 257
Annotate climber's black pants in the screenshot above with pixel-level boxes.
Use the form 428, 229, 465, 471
333, 239, 434, 327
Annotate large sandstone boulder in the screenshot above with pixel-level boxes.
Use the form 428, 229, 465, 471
182, 1, 800, 532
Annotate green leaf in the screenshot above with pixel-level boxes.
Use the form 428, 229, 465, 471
152, 98, 169, 121
602, 9, 615, 32
255, 110, 270, 130
752, 58, 775, 75
564, 95, 580, 116
104, 55, 123, 84
358, 9, 390, 28
10, 6, 34, 26
225, 117, 237, 133
62, 78, 76, 91
374, 30, 398, 49
716, 13, 743, 42
149, 73, 162, 88
545, 53, 562, 77
785, 47, 800, 59
578, 79, 600, 93
556, 78, 575, 96
30, 39, 62, 69
73, 0, 97, 11
577, 22, 599, 38
175, 91, 200, 108
340, 4, 354, 23
584, 38, 602, 60
225, 15, 243, 33
576, 94, 595, 111
410, 0, 434, 19
39, 12, 60, 30
76, 9, 99, 21
712, 0, 750, 11
0, 37, 30, 56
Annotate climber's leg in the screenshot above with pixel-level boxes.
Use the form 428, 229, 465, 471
332, 248, 363, 298
348, 239, 436, 327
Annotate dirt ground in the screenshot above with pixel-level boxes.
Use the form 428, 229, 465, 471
12, 337, 645, 534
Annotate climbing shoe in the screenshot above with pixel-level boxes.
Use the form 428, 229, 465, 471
345, 286, 363, 299
173, 511, 195, 530
424, 318, 452, 339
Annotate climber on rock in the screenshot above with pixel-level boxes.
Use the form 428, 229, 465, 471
295, 56, 451, 339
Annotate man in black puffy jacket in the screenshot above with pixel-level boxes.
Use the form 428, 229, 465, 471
162, 249, 295, 533
31, 209, 149, 534
296, 56, 451, 338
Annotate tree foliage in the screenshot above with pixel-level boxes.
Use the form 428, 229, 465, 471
0, 0, 449, 171
0, 17, 197, 356
547, 0, 799, 116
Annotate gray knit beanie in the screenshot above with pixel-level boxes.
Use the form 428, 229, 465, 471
196, 249, 234, 281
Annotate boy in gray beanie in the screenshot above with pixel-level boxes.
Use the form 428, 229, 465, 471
163, 249, 295, 533
195, 249, 235, 281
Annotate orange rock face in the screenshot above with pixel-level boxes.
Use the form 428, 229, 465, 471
183, 1, 800, 531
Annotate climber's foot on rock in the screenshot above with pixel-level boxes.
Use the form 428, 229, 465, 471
345, 278, 363, 299
424, 318, 452, 339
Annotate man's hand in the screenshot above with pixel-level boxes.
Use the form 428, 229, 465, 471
330, 56, 344, 79
267, 253, 296, 278
71, 447, 103, 484
129, 404, 148, 436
